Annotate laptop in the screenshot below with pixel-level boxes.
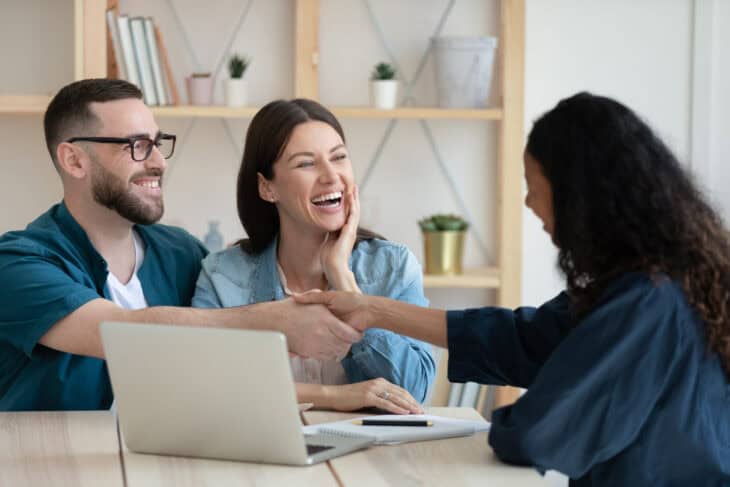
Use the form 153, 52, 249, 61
100, 322, 373, 465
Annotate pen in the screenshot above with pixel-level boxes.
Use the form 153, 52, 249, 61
352, 419, 433, 427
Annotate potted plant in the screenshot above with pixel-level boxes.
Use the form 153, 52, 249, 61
370, 62, 398, 109
418, 214, 469, 275
185, 72, 213, 106
224, 54, 251, 107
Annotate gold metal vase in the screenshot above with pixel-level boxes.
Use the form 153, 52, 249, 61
423, 230, 465, 275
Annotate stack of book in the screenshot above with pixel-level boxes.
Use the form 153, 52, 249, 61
106, 10, 179, 106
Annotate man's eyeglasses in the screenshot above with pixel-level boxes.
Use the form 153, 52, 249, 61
66, 133, 176, 162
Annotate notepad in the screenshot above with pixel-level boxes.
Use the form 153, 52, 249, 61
302, 414, 490, 445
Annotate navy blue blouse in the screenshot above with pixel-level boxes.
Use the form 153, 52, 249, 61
447, 272, 730, 486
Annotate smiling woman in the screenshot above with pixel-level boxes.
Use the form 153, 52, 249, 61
191, 99, 435, 414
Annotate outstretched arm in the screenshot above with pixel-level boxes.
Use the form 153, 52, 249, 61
39, 296, 362, 360
295, 291, 448, 347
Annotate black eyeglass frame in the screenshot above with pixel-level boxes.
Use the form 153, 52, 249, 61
66, 133, 177, 162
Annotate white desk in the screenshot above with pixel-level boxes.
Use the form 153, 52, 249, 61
0, 407, 546, 486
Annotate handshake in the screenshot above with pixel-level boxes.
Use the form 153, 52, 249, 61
276, 291, 374, 360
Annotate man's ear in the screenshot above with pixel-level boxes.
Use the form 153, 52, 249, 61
257, 172, 277, 203
56, 142, 89, 179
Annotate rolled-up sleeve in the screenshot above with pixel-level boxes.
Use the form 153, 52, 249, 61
344, 246, 436, 402
0, 249, 100, 357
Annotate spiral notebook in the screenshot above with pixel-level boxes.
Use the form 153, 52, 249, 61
302, 414, 490, 445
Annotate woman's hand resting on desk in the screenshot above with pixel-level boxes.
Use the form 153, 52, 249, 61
322, 378, 424, 415
320, 185, 361, 293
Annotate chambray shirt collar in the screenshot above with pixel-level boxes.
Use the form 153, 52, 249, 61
251, 235, 287, 303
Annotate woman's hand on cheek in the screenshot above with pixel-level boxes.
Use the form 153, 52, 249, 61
321, 185, 361, 292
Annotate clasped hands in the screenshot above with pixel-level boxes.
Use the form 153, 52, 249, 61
281, 291, 373, 360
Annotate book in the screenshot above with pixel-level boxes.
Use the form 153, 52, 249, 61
154, 24, 179, 106
106, 9, 125, 79
143, 17, 167, 106
302, 414, 490, 445
116, 15, 140, 88
129, 17, 158, 106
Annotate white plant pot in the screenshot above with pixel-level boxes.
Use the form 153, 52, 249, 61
224, 78, 248, 107
370, 80, 398, 109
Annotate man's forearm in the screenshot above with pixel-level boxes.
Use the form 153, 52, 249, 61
129, 301, 287, 330
39, 299, 289, 359
370, 296, 448, 348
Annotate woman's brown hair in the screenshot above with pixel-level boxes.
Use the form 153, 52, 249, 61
236, 98, 381, 254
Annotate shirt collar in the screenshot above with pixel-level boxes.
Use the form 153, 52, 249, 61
251, 235, 286, 302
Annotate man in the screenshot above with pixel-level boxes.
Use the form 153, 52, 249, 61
0, 79, 361, 411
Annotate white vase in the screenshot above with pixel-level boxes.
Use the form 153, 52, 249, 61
370, 80, 398, 109
224, 78, 248, 107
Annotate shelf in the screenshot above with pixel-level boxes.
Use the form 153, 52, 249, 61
423, 267, 500, 289
0, 100, 503, 121
0, 95, 52, 115
152, 105, 503, 120
152, 105, 259, 118
332, 107, 502, 120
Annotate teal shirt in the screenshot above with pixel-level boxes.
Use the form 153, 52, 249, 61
0, 202, 207, 411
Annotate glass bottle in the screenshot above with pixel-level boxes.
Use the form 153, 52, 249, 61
203, 220, 224, 252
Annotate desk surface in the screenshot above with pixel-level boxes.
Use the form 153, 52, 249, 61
0, 407, 545, 486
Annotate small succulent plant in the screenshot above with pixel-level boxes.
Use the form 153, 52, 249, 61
371, 62, 396, 81
228, 54, 250, 79
418, 214, 469, 232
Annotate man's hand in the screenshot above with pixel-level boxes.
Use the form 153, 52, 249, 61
273, 298, 362, 360
292, 290, 374, 332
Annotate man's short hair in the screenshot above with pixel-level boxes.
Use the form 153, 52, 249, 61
43, 78, 143, 167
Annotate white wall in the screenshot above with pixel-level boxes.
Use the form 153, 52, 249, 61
0, 1, 73, 232
522, 0, 704, 303
705, 1, 730, 214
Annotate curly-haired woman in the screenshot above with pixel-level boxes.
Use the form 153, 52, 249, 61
296, 92, 730, 485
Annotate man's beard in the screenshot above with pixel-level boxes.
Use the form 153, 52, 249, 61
90, 159, 164, 225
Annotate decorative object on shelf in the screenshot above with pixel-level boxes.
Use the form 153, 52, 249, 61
224, 53, 251, 107
419, 214, 469, 275
431, 36, 498, 108
185, 72, 213, 106
203, 220, 224, 252
370, 62, 399, 109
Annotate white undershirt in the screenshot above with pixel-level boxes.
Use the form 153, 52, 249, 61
105, 231, 148, 310
276, 261, 348, 385
107, 231, 148, 414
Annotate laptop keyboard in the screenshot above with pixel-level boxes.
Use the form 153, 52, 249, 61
307, 443, 335, 455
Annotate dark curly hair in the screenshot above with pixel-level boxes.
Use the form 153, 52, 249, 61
526, 92, 730, 378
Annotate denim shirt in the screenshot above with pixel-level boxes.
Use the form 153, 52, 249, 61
192, 237, 435, 402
